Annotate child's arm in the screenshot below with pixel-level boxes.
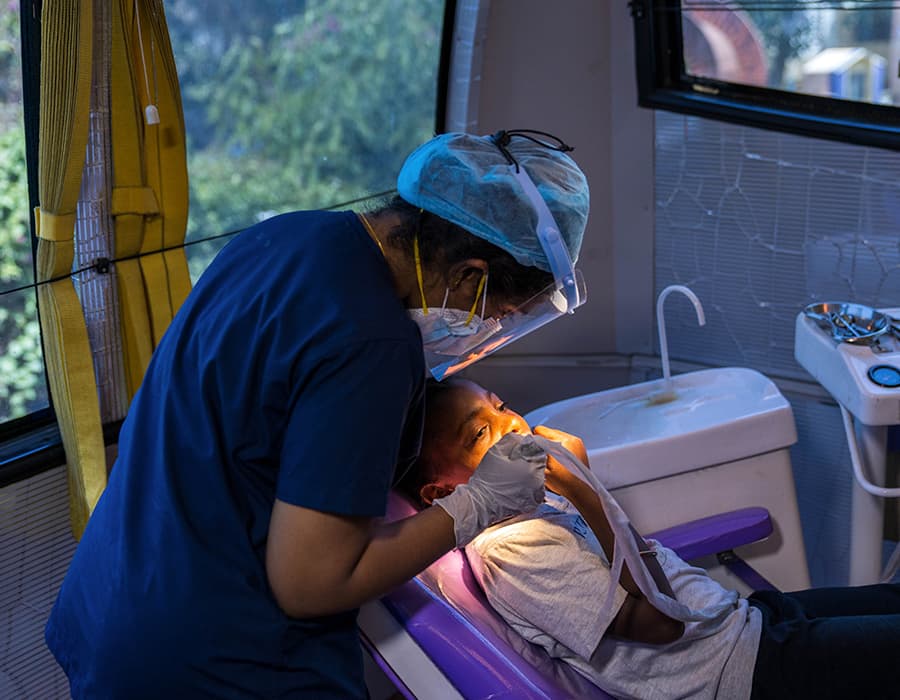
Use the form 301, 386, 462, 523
535, 426, 685, 645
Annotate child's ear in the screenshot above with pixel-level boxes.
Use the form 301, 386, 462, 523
419, 483, 454, 505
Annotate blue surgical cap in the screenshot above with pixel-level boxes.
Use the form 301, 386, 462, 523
397, 132, 590, 273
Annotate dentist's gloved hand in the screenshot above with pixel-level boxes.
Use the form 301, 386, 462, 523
433, 432, 546, 548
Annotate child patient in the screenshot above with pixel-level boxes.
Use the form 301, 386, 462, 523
399, 377, 900, 700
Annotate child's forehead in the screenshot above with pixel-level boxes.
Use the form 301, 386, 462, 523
438, 380, 490, 412
426, 381, 492, 439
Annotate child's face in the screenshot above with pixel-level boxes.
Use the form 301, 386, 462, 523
422, 379, 530, 492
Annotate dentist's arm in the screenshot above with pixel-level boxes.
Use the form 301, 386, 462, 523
266, 433, 545, 618
266, 500, 456, 618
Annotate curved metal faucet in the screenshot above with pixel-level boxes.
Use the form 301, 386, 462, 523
657, 285, 706, 385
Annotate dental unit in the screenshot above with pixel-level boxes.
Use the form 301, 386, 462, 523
796, 301, 900, 585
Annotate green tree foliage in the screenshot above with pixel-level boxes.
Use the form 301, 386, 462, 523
0, 128, 44, 420
831, 6, 893, 44
734, 3, 816, 88
166, 0, 442, 276
0, 3, 23, 131
0, 1, 45, 422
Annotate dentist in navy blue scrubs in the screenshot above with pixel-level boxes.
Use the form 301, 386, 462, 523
44, 130, 591, 698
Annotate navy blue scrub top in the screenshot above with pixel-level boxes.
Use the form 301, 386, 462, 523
45, 210, 425, 699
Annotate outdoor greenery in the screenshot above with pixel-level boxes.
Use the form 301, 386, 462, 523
0, 2, 45, 421
168, 0, 442, 277
0, 0, 442, 421
737, 4, 816, 88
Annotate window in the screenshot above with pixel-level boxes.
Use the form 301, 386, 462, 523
0, 3, 47, 425
0, 0, 449, 438
632, 0, 900, 150
166, 0, 447, 280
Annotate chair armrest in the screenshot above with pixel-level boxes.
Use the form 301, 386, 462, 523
650, 507, 773, 561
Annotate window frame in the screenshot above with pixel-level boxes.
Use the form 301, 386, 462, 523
630, 0, 900, 151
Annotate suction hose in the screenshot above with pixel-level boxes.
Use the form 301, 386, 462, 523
839, 406, 900, 498
839, 405, 900, 582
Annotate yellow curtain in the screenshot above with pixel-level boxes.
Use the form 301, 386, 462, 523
34, 0, 191, 538
35, 0, 103, 539
111, 0, 190, 399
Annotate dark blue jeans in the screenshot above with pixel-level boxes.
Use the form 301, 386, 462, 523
748, 584, 900, 699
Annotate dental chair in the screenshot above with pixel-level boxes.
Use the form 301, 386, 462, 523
359, 492, 776, 700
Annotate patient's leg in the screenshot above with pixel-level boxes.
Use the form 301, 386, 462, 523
777, 583, 900, 618
748, 587, 900, 699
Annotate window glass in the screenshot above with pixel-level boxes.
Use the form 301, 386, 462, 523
0, 4, 47, 423
682, 1, 897, 106
166, 0, 445, 280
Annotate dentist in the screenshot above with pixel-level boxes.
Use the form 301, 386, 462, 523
45, 130, 590, 699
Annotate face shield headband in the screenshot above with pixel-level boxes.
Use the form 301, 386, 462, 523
494, 129, 583, 311
424, 130, 587, 380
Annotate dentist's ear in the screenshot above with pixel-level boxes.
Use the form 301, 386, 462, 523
447, 258, 489, 291
420, 483, 454, 505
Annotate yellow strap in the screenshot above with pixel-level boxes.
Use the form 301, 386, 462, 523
111, 185, 160, 215
357, 213, 386, 257
140, 251, 173, 344
38, 276, 106, 538
33, 207, 77, 242
164, 249, 192, 318
116, 258, 155, 397
414, 233, 429, 314
464, 272, 487, 326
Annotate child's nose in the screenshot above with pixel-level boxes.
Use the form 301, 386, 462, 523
507, 414, 525, 434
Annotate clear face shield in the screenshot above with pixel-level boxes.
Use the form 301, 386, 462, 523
424, 161, 587, 381
425, 269, 587, 380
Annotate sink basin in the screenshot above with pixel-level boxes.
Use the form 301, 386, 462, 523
524, 367, 797, 489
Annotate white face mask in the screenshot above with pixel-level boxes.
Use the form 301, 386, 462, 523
408, 305, 502, 355
408, 282, 501, 356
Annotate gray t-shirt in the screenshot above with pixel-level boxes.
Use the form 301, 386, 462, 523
466, 492, 762, 700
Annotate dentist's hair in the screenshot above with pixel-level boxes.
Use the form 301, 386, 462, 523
373, 195, 553, 306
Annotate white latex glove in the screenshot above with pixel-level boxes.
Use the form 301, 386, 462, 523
433, 432, 546, 548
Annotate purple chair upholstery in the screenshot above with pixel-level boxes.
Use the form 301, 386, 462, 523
650, 507, 773, 562
374, 493, 774, 699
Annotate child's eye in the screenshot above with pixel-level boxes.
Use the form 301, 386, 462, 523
497, 402, 507, 412
471, 426, 488, 444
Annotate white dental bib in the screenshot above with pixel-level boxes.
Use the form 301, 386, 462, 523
530, 435, 737, 625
